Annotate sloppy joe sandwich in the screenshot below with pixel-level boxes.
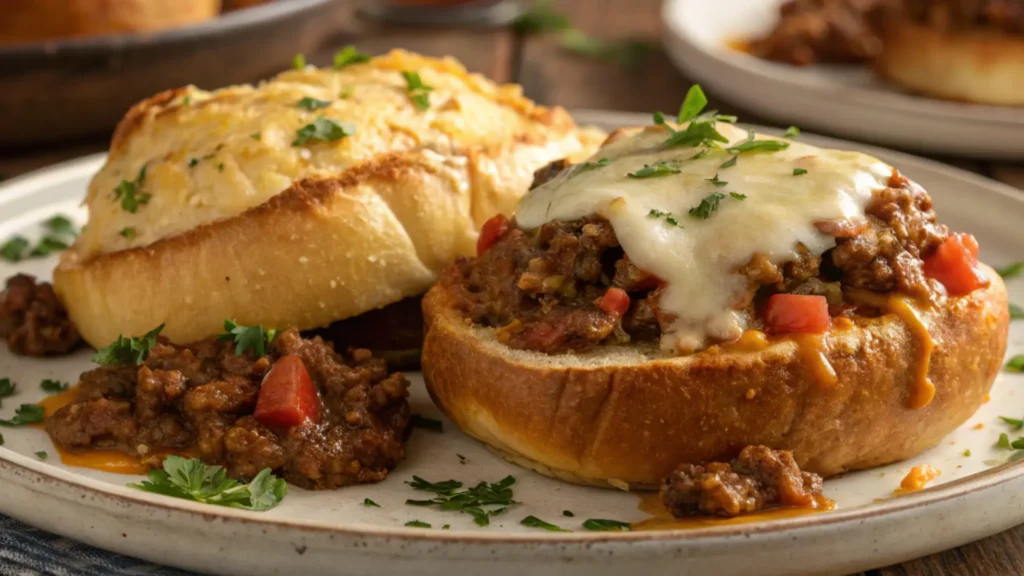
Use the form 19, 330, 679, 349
54, 49, 604, 354
421, 88, 1009, 489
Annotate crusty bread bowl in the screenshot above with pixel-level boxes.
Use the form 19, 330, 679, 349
0, 0, 220, 45
54, 49, 604, 349
876, 18, 1024, 106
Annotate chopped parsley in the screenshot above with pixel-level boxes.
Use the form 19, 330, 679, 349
28, 236, 69, 257
719, 156, 738, 169
784, 126, 801, 138
574, 157, 610, 174
339, 88, 354, 99
411, 414, 443, 433
218, 320, 276, 358
730, 192, 747, 200
92, 324, 164, 366
217, 163, 224, 173
296, 97, 331, 111
1011, 303, 1024, 320
996, 262, 1024, 278
562, 510, 574, 517
963, 449, 972, 457
705, 173, 727, 188
188, 158, 200, 167
0, 404, 45, 426
333, 46, 371, 69
648, 209, 681, 227
690, 148, 711, 160
582, 518, 631, 531
113, 165, 151, 213
793, 168, 808, 176
401, 71, 433, 111
628, 161, 681, 179
727, 139, 790, 154
182, 95, 192, 107
0, 378, 15, 405
131, 455, 286, 511
363, 498, 380, 508
35, 451, 47, 460
689, 192, 726, 220
293, 116, 355, 146
405, 520, 431, 528
40, 379, 68, 394
0, 434, 4, 446
521, 515, 570, 532
292, 54, 306, 70
457, 454, 467, 464
1000, 416, 1024, 430
1006, 355, 1024, 373
998, 432, 1012, 449
512, 0, 571, 35
0, 237, 29, 263
405, 475, 516, 526
120, 227, 137, 240
678, 85, 708, 123
250, 132, 261, 140
43, 215, 77, 238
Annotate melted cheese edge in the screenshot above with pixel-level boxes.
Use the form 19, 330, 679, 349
516, 123, 893, 352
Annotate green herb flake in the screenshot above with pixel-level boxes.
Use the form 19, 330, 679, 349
521, 515, 570, 532
648, 209, 681, 227
292, 54, 306, 70
333, 46, 371, 69
575, 158, 610, 174
793, 168, 808, 176
457, 454, 467, 464
512, 0, 571, 35
1010, 303, 1024, 320
730, 192, 747, 200
405, 520, 431, 528
652, 111, 667, 126
0, 434, 4, 446
705, 173, 727, 188
113, 165, 151, 213
0, 404, 45, 427
783, 126, 801, 138
562, 510, 574, 517
997, 262, 1024, 278
582, 518, 631, 532
250, 132, 261, 140
120, 227, 137, 240
216, 163, 224, 173
628, 161, 681, 179
727, 139, 790, 154
689, 192, 726, 220
719, 156, 738, 169
401, 71, 433, 111
339, 88, 354, 99
690, 148, 711, 160
999, 416, 1024, 430
92, 324, 164, 366
662, 120, 729, 150
182, 95, 192, 107
411, 414, 443, 433
296, 97, 331, 111
35, 451, 47, 460
364, 498, 380, 508
1005, 355, 1024, 373
0, 236, 29, 263
0, 378, 15, 406
963, 449, 972, 457
218, 320, 276, 358
678, 85, 709, 123
442, 524, 450, 530
28, 236, 69, 257
1012, 438, 1024, 450
997, 433, 1012, 450
40, 379, 68, 394
405, 475, 516, 527
293, 116, 356, 147
130, 455, 286, 511
188, 158, 200, 167
43, 215, 78, 238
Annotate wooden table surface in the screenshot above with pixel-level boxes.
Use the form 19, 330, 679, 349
2, 1, 1022, 573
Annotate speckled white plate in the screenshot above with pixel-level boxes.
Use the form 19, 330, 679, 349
661, 0, 1024, 160
0, 112, 1023, 576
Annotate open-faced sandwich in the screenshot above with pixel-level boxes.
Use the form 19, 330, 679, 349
421, 87, 1009, 505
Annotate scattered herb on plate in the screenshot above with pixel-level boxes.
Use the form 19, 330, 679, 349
582, 518, 631, 531
689, 192, 726, 220
730, 192, 747, 200
130, 455, 286, 511
43, 215, 78, 238
1005, 355, 1024, 373
0, 404, 45, 426
648, 209, 681, 227
562, 510, 574, 517
405, 520, 431, 528
405, 475, 516, 526
521, 515, 570, 532
999, 416, 1024, 430
783, 126, 801, 138
996, 262, 1023, 278
1010, 303, 1023, 320
296, 97, 331, 111
113, 165, 150, 213
93, 324, 164, 366
218, 320, 276, 358
364, 498, 380, 508
793, 168, 808, 176
28, 236, 69, 257
719, 156, 738, 169
35, 451, 47, 460
963, 449, 972, 457
293, 117, 355, 146
705, 173, 727, 188
40, 379, 68, 394
0, 378, 15, 406
0, 236, 29, 263
333, 46, 371, 69
411, 414, 443, 433
457, 454, 467, 465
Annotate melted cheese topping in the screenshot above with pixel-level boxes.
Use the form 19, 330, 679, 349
516, 123, 894, 352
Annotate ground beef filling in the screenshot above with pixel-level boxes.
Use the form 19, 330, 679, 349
442, 173, 946, 354
660, 446, 828, 517
0, 274, 80, 356
45, 329, 411, 490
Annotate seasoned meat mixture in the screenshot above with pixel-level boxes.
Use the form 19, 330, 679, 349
0, 274, 80, 356
903, 0, 1024, 33
46, 329, 411, 490
660, 445, 829, 517
441, 169, 947, 354
748, 0, 895, 66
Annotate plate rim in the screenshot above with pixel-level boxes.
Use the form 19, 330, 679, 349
1, 114, 1023, 545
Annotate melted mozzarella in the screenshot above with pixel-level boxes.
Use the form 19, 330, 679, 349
516, 123, 894, 352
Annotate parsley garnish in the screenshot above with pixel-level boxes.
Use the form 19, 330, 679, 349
521, 515, 570, 532
648, 209, 681, 227
1011, 304, 1024, 320
92, 324, 164, 366
457, 454, 467, 464
0, 404, 44, 426
730, 192, 747, 200
719, 156, 738, 169
293, 117, 355, 146
1000, 416, 1024, 430
218, 320, 276, 358
182, 95, 192, 106
1006, 355, 1024, 373
996, 262, 1024, 278
0, 378, 16, 405
998, 432, 1013, 449
40, 379, 68, 394
793, 168, 808, 176
28, 236, 69, 257
130, 455, 286, 511
292, 54, 306, 70
364, 498, 380, 508
784, 126, 801, 138
113, 166, 150, 213
333, 46, 371, 69
0, 434, 4, 446
405, 475, 516, 526
188, 158, 200, 167
690, 148, 711, 160
0, 237, 29, 263
689, 192, 726, 220
411, 414, 443, 432
296, 97, 331, 111
120, 227, 137, 239
562, 510, 574, 517
575, 157, 610, 174
628, 161, 681, 179
964, 449, 972, 457
512, 0, 571, 35
401, 71, 433, 111
405, 520, 431, 528
727, 139, 790, 154
35, 451, 47, 460
705, 173, 727, 188
43, 215, 77, 238
663, 121, 729, 149
678, 85, 708, 123
217, 163, 224, 173
339, 88, 354, 99
582, 518, 631, 531
250, 132, 261, 140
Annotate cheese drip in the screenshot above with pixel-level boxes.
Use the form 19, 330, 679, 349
516, 123, 893, 352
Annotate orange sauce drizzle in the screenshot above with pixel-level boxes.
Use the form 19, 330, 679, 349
726, 38, 753, 54
791, 333, 838, 388
632, 493, 834, 531
894, 465, 941, 494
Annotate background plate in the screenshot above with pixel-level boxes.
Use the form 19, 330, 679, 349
660, 0, 1024, 160
0, 112, 1023, 576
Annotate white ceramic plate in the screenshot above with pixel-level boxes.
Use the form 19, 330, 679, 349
660, 0, 1024, 160
1, 113, 1024, 576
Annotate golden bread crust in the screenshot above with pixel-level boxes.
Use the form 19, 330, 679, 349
421, 266, 1008, 488
876, 19, 1024, 106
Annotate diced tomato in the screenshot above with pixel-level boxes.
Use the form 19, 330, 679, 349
476, 214, 510, 255
765, 294, 830, 334
596, 287, 631, 318
923, 233, 988, 296
254, 355, 319, 428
